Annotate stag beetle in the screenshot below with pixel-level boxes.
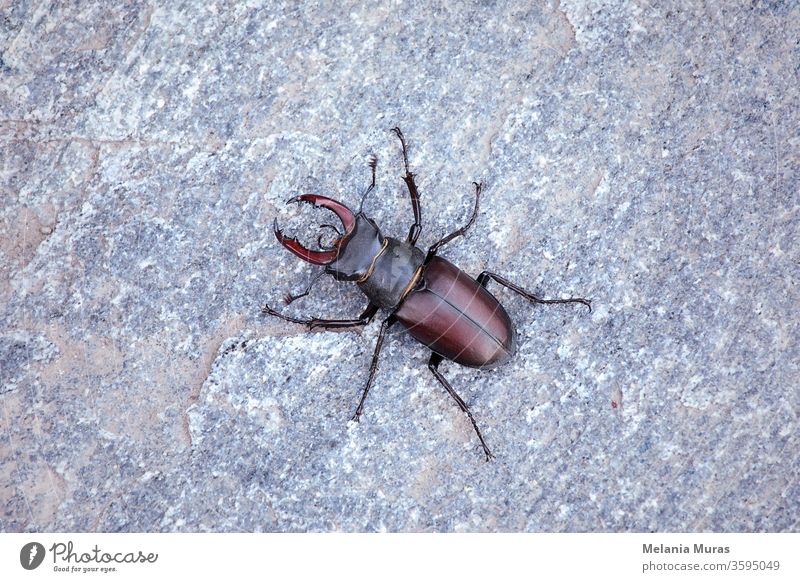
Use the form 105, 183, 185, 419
262, 128, 590, 460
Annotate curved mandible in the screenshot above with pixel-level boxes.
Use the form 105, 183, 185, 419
273, 195, 356, 265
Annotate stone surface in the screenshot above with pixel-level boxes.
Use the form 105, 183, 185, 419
1, 0, 798, 532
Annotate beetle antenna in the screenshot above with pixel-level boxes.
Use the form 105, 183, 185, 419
358, 155, 378, 213
318, 223, 342, 238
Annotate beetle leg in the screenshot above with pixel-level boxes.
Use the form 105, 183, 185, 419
391, 127, 422, 245
283, 270, 326, 306
350, 314, 396, 422
428, 353, 494, 461
477, 271, 592, 312
261, 302, 379, 330
426, 182, 481, 260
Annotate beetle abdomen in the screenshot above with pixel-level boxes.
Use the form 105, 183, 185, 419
394, 257, 516, 369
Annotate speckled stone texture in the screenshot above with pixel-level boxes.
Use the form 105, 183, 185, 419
2, 0, 798, 532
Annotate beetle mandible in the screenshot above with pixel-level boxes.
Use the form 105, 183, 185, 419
262, 128, 591, 460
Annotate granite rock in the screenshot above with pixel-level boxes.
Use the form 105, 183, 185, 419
1, 0, 798, 532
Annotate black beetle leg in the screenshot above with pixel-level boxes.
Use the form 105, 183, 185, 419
426, 182, 481, 261
391, 127, 422, 245
428, 352, 494, 461
351, 314, 396, 422
283, 270, 326, 306
261, 302, 379, 330
477, 271, 592, 312
368, 154, 377, 190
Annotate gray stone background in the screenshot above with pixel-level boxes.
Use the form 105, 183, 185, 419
1, 0, 797, 532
